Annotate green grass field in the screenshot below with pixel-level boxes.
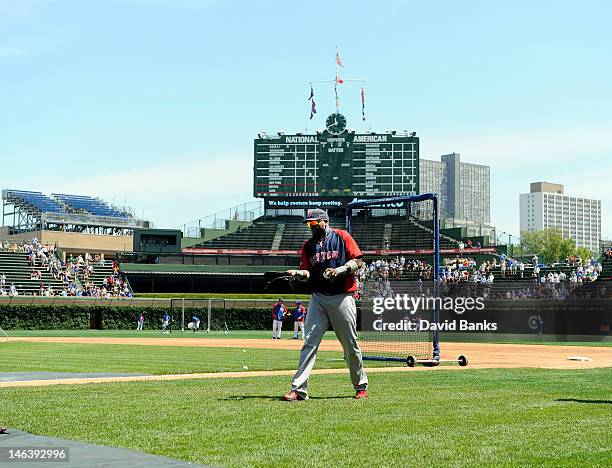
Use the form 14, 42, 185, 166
1, 334, 611, 466
2, 368, 610, 466
0, 341, 347, 374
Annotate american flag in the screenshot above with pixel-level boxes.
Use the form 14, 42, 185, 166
335, 50, 344, 68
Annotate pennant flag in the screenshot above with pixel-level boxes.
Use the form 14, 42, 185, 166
335, 73, 344, 85
335, 49, 344, 68
361, 84, 366, 121
308, 85, 316, 119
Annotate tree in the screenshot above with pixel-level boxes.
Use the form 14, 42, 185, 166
520, 228, 576, 264
575, 246, 594, 262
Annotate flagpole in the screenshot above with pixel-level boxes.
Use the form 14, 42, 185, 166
308, 46, 365, 122
335, 46, 339, 113
361, 80, 366, 121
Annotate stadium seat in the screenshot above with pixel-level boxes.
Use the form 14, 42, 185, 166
52, 193, 129, 218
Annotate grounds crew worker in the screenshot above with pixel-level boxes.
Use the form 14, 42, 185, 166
283, 208, 368, 400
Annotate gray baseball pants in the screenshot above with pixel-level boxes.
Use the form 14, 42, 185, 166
291, 292, 368, 399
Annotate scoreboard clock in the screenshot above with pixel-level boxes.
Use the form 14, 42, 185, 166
253, 113, 419, 199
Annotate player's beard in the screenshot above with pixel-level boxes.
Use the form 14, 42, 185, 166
310, 224, 326, 240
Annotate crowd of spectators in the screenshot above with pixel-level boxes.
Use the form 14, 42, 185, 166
358, 251, 606, 301
354, 257, 433, 299
0, 239, 132, 298
357, 257, 432, 282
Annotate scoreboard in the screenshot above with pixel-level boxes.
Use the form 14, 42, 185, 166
253, 113, 419, 199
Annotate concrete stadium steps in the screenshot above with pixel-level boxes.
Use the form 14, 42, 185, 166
278, 222, 309, 250
0, 251, 65, 294
77, 260, 119, 288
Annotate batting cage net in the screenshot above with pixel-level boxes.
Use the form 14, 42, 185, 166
358, 281, 436, 360
348, 194, 442, 363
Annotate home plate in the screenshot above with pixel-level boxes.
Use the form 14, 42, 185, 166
567, 356, 592, 362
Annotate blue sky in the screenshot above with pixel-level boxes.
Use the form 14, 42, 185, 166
1, 0, 610, 241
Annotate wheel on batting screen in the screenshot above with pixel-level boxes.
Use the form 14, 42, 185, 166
458, 355, 468, 366
406, 355, 416, 367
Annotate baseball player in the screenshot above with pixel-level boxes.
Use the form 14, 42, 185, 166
272, 298, 286, 339
283, 208, 368, 400
136, 312, 144, 331
191, 315, 200, 333
161, 312, 171, 333
292, 300, 307, 340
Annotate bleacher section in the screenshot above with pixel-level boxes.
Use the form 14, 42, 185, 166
191, 223, 278, 250
278, 222, 310, 250
3, 190, 66, 214
77, 260, 120, 288
52, 194, 128, 218
2, 188, 144, 236
0, 251, 66, 295
390, 221, 458, 250
189, 215, 463, 253
351, 223, 387, 250
3, 189, 131, 219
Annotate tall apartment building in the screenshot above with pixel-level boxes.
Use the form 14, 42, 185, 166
419, 152, 490, 224
519, 182, 601, 252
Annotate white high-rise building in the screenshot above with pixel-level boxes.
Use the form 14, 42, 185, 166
520, 182, 601, 252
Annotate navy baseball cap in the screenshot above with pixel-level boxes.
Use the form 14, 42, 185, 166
304, 208, 329, 222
